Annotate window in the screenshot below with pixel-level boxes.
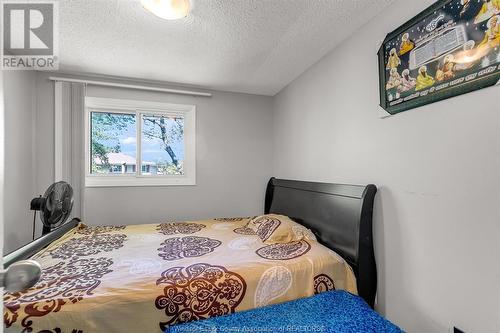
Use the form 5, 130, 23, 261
85, 97, 196, 187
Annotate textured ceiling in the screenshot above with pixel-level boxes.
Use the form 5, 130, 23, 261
59, 0, 393, 95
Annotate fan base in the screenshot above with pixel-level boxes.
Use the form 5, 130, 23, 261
42, 225, 52, 236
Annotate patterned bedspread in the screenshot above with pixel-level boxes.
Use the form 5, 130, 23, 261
3, 218, 357, 333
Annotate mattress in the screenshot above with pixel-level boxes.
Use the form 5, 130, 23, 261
167, 290, 403, 333
4, 218, 357, 333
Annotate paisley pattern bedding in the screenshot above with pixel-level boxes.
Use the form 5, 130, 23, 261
3, 218, 357, 333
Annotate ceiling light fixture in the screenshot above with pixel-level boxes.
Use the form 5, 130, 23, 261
141, 0, 190, 20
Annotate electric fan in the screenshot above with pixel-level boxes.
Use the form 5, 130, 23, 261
30, 181, 74, 236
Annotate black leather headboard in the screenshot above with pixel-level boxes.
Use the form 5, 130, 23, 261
265, 177, 377, 308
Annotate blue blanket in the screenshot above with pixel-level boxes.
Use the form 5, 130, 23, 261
166, 290, 403, 333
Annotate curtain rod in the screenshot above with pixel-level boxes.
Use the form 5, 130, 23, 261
48, 77, 212, 97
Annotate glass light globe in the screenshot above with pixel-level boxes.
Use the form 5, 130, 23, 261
141, 0, 190, 20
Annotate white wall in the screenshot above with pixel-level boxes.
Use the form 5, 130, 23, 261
34, 73, 274, 226
0, 63, 3, 333
272, 1, 500, 332
3, 71, 37, 253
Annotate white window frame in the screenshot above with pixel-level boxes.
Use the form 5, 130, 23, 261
84, 97, 196, 187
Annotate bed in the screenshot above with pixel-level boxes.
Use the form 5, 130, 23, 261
3, 178, 377, 333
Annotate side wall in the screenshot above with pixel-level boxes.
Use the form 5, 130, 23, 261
3, 71, 37, 253
1, 66, 4, 264
272, 0, 500, 332
34, 73, 274, 226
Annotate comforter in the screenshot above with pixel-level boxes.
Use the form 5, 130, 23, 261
4, 217, 357, 333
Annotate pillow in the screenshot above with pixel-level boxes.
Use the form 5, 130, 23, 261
247, 214, 316, 244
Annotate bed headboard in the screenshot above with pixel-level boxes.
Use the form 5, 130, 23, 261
265, 177, 377, 308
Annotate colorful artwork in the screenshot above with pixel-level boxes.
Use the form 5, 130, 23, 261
378, 0, 500, 115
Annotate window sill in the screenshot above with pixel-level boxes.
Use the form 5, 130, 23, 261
85, 176, 196, 187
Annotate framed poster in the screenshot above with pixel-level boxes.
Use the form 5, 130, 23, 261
378, 0, 500, 115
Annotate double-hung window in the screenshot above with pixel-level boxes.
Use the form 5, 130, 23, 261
85, 97, 195, 187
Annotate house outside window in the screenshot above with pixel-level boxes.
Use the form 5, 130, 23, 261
85, 97, 196, 187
